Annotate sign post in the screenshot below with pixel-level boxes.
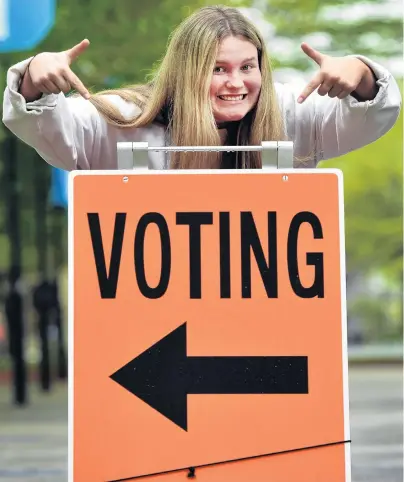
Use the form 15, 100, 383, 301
69, 168, 351, 481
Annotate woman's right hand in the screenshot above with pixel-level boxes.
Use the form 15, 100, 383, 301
19, 39, 91, 101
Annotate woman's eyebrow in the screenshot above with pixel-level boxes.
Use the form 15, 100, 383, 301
215, 56, 257, 64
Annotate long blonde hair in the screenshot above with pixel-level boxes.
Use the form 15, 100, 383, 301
89, 5, 287, 169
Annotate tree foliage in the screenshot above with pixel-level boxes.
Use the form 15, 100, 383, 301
258, 0, 402, 70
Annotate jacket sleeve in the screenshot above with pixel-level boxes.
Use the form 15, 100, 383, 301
1, 57, 105, 170
276, 55, 402, 167
2, 57, 145, 171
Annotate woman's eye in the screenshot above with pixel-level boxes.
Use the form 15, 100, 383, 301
214, 66, 225, 73
241, 64, 253, 71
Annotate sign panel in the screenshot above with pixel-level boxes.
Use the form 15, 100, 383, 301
69, 170, 351, 482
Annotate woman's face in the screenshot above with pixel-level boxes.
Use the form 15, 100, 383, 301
210, 36, 262, 124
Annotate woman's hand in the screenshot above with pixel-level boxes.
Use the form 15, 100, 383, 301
297, 42, 378, 104
19, 39, 91, 102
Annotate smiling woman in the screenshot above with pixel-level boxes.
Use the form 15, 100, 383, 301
2, 5, 402, 170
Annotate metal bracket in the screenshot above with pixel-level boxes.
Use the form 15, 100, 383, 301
117, 141, 294, 170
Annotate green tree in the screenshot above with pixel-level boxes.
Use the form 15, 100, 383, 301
257, 0, 402, 71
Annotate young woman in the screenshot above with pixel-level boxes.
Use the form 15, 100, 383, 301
2, 5, 401, 170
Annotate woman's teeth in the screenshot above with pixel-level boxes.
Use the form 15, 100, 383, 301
218, 95, 246, 101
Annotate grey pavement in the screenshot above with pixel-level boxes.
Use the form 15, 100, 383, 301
349, 365, 403, 482
0, 382, 67, 482
0, 364, 402, 482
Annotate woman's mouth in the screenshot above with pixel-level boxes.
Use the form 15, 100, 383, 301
217, 94, 247, 101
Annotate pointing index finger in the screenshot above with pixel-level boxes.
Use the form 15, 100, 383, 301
297, 72, 323, 104
67, 70, 91, 99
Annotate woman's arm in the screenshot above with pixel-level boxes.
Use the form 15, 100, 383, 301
2, 54, 145, 171
277, 55, 401, 166
2, 56, 100, 170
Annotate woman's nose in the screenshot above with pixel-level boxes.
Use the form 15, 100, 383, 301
225, 75, 244, 89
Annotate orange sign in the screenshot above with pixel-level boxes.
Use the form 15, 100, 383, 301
69, 170, 351, 482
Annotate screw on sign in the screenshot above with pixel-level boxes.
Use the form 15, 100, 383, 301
69, 170, 351, 482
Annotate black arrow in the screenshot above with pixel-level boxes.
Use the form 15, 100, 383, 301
110, 323, 308, 431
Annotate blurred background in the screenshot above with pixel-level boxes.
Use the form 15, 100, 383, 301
0, 0, 402, 481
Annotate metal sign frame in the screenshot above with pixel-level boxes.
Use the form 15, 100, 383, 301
117, 141, 294, 170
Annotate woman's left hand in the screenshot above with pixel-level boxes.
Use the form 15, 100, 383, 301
297, 42, 377, 104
